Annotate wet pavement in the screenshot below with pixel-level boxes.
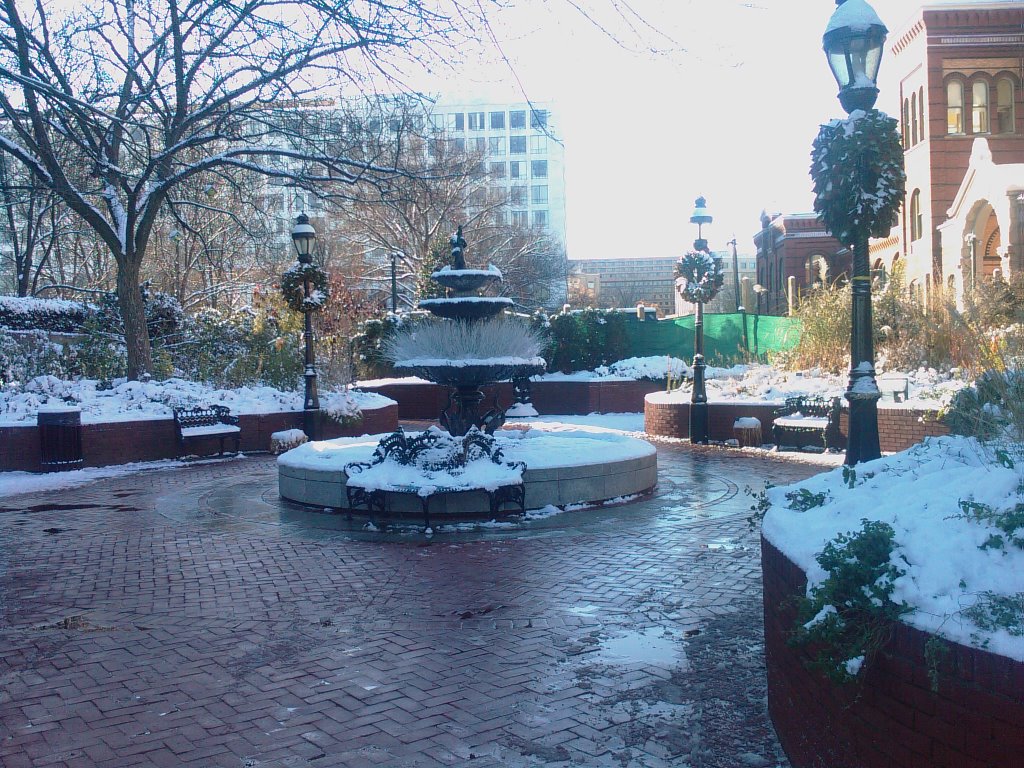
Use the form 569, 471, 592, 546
0, 437, 822, 768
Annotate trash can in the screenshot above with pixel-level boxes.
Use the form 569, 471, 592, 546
38, 407, 84, 472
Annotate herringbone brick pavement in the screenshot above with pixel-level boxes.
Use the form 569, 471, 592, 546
0, 443, 818, 767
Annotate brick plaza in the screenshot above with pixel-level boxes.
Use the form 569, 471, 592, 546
0, 440, 818, 767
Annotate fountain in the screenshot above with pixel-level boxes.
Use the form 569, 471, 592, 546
277, 227, 659, 526
389, 226, 546, 435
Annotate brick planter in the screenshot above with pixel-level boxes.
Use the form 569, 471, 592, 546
358, 379, 665, 419
0, 404, 398, 473
762, 537, 1024, 768
646, 396, 950, 453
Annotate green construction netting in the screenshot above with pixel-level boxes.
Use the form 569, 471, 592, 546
622, 313, 802, 364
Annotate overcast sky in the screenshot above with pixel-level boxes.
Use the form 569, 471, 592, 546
423, 0, 926, 260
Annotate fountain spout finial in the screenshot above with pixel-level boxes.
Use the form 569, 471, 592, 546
451, 225, 467, 271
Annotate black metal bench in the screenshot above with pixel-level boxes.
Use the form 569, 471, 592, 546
172, 405, 240, 456
771, 396, 842, 451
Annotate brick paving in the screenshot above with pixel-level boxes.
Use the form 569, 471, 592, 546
0, 439, 821, 767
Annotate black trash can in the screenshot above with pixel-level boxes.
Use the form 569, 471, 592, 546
38, 408, 84, 472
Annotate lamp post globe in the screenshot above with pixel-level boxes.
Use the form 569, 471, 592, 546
291, 213, 320, 440
822, 0, 889, 465
823, 0, 888, 115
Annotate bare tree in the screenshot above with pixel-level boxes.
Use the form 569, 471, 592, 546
0, 0, 496, 377
0, 150, 66, 296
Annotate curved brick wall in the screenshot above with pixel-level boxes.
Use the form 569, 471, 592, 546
361, 379, 666, 419
0, 405, 398, 473
762, 537, 1024, 768
645, 397, 949, 453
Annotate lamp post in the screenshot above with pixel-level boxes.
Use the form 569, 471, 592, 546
822, 0, 890, 466
728, 237, 748, 353
688, 196, 715, 445
965, 233, 978, 291
292, 213, 320, 440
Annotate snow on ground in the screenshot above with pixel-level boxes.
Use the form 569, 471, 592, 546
763, 435, 1024, 661
0, 377, 395, 425
507, 413, 646, 434
0, 456, 243, 499
648, 364, 965, 410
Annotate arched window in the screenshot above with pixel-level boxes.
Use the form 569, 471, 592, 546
919, 86, 926, 139
997, 77, 1015, 134
904, 98, 911, 144
911, 93, 918, 145
973, 80, 989, 134
910, 190, 923, 242
947, 80, 964, 134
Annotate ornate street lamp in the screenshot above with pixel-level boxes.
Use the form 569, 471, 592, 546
823, 0, 888, 114
291, 213, 320, 440
676, 196, 724, 445
813, 0, 904, 465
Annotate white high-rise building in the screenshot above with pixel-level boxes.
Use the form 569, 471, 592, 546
429, 96, 567, 251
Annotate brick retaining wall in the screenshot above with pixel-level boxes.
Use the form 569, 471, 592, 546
359, 379, 665, 419
646, 397, 950, 453
762, 537, 1024, 768
0, 404, 398, 473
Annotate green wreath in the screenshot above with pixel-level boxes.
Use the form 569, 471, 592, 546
811, 109, 906, 246
281, 261, 330, 313
675, 251, 725, 304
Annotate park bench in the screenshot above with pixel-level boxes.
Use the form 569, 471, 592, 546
173, 405, 240, 456
771, 396, 842, 451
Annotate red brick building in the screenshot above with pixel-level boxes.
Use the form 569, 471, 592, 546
889, 2, 1024, 298
752, 211, 850, 316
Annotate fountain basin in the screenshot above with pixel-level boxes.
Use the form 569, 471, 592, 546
418, 296, 514, 320
394, 359, 545, 387
278, 428, 658, 517
431, 266, 502, 293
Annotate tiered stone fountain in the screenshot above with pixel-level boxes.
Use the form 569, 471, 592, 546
392, 227, 546, 435
277, 228, 659, 525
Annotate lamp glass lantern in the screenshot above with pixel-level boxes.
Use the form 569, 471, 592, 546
291, 213, 317, 263
823, 0, 888, 114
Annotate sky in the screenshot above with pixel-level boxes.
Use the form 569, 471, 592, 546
415, 0, 927, 261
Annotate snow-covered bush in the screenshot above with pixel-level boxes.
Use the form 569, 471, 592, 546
603, 356, 688, 382
941, 367, 1024, 445
0, 295, 94, 333
0, 329, 65, 386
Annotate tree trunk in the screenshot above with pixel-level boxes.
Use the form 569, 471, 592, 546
117, 257, 152, 380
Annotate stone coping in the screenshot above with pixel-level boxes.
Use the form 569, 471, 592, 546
278, 438, 658, 517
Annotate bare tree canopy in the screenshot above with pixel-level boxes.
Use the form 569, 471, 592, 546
0, 0, 498, 377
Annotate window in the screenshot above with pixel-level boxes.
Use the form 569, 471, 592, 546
530, 135, 547, 153
448, 112, 464, 131
451, 137, 465, 153
512, 210, 529, 227
947, 80, 964, 134
430, 113, 445, 131
530, 109, 548, 129
997, 77, 1015, 134
531, 185, 548, 205
475, 136, 486, 153
488, 136, 505, 156
902, 98, 910, 147
468, 111, 485, 130
509, 161, 525, 179
533, 210, 549, 228
489, 161, 506, 179
492, 210, 506, 227
510, 110, 526, 130
910, 190, 922, 241
531, 160, 548, 178
911, 93, 918, 145
490, 111, 505, 130
510, 136, 527, 154
510, 186, 527, 205
973, 80, 989, 134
